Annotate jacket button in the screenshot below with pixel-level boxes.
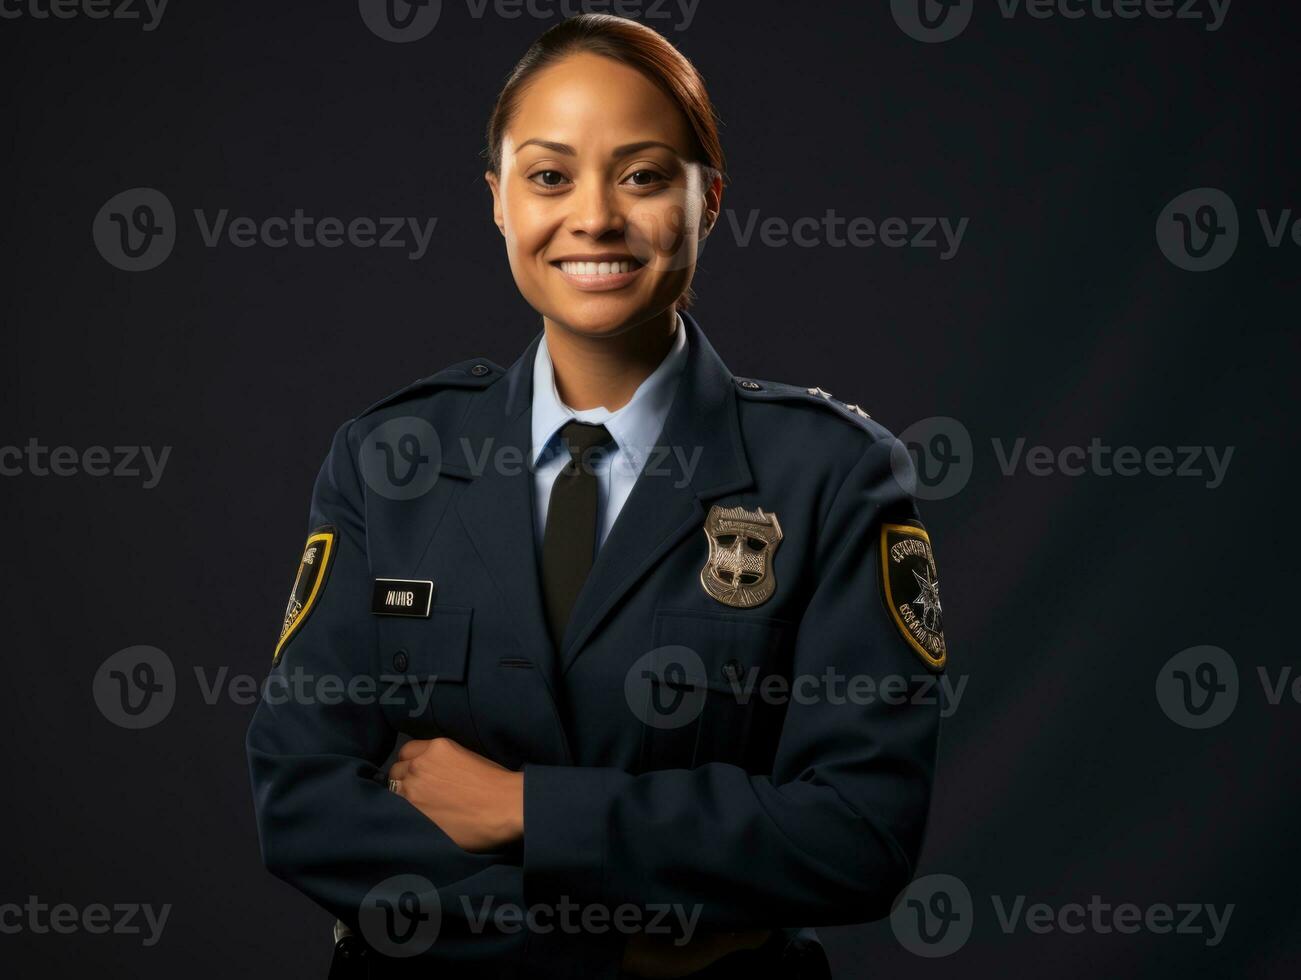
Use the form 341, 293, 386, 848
721, 658, 742, 682
393, 650, 409, 672
470, 363, 489, 377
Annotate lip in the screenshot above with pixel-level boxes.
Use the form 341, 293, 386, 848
550, 255, 646, 292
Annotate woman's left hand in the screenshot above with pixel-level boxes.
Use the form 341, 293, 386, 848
387, 737, 524, 852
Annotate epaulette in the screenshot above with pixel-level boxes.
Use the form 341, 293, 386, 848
732, 376, 876, 428
358, 357, 505, 418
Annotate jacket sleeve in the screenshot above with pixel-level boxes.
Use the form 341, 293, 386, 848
522, 434, 943, 929
245, 421, 624, 976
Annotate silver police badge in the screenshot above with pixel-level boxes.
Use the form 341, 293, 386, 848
700, 505, 783, 608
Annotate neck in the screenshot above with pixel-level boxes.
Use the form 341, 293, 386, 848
542, 308, 678, 411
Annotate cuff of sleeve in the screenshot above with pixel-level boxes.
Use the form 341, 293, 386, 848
522, 763, 618, 911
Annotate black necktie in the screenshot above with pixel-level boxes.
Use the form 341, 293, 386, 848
541, 420, 615, 652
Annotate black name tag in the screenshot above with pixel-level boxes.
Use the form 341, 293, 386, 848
371, 578, 434, 617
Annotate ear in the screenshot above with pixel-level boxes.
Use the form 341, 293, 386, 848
484, 171, 505, 237
699, 169, 723, 240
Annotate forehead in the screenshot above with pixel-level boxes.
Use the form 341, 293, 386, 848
506, 52, 693, 153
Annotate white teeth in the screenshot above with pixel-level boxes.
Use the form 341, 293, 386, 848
560, 260, 634, 276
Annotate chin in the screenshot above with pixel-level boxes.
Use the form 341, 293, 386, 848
545, 293, 669, 338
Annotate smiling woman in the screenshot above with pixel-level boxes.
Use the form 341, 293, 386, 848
246, 13, 947, 980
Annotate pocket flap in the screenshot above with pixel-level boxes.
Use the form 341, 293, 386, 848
377, 605, 472, 683
652, 607, 791, 694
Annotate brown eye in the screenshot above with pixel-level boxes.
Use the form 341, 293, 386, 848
529, 170, 568, 187
624, 169, 666, 187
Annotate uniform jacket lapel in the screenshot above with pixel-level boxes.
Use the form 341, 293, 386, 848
445, 331, 560, 676
443, 313, 754, 682
558, 312, 753, 675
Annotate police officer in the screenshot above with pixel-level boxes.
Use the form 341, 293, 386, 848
246, 14, 944, 979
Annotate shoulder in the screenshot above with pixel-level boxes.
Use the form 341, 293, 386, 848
730, 374, 898, 446
331, 356, 507, 440
357, 357, 506, 419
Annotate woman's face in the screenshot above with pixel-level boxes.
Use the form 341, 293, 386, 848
486, 52, 721, 338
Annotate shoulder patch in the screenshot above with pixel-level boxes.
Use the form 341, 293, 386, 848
733, 377, 876, 429
879, 521, 946, 671
358, 358, 504, 418
274, 525, 337, 666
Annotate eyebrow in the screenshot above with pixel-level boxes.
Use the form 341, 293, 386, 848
516, 139, 680, 157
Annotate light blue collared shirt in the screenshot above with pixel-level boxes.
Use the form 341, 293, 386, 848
531, 314, 689, 552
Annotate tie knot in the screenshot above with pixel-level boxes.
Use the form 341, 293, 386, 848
557, 420, 614, 461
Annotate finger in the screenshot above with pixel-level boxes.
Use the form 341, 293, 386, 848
398, 738, 430, 761
388, 760, 410, 780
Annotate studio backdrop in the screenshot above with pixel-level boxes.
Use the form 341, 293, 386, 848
1, 1, 1295, 977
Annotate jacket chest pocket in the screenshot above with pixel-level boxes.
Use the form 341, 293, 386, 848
376, 606, 480, 745
636, 607, 793, 772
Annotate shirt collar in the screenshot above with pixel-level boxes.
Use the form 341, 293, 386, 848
530, 312, 689, 467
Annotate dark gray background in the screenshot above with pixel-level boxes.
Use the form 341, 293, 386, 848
1, 1, 1296, 976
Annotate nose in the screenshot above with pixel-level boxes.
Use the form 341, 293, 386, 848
567, 179, 625, 239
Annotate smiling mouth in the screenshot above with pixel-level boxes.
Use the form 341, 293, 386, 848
550, 257, 646, 291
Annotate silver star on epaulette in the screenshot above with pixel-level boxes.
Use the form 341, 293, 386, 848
807, 386, 833, 399
844, 403, 871, 419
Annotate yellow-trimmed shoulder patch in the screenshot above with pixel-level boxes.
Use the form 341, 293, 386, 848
880, 522, 946, 671
274, 525, 336, 665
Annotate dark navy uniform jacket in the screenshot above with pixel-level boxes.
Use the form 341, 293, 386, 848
245, 310, 945, 978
